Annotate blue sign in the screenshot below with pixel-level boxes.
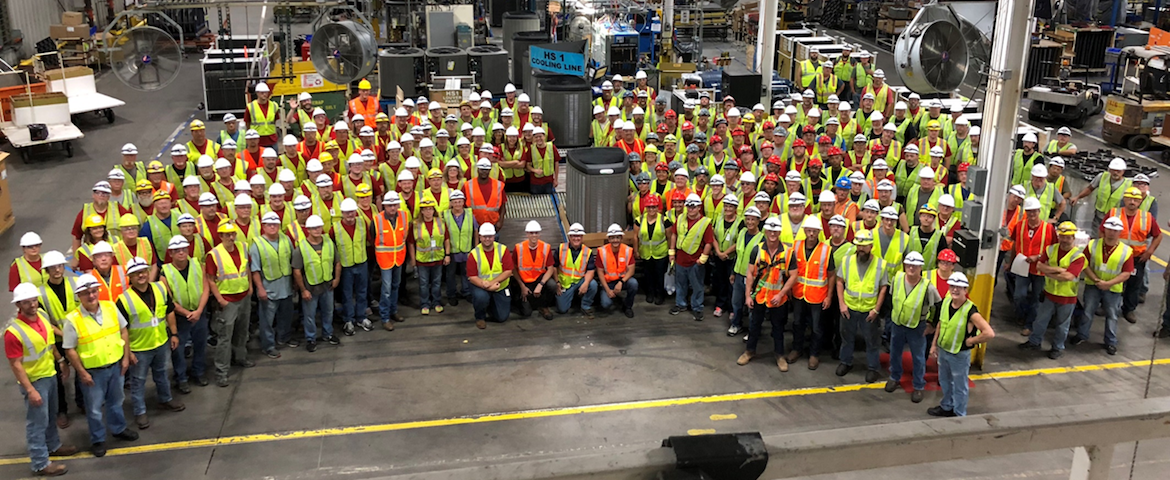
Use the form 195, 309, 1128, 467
530, 45, 586, 77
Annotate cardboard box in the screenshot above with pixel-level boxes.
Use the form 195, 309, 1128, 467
49, 24, 85, 39
0, 152, 14, 236
62, 12, 85, 26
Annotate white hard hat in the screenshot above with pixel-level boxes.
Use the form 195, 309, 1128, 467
607, 107, 620, 116
298, 92, 312, 102
306, 159, 323, 172
1109, 158, 1128, 171
744, 207, 762, 218
1049, 156, 1066, 169
880, 206, 899, 220
819, 190, 837, 203
283, 135, 299, 147
518, 93, 530, 102
636, 70, 647, 79
19, 231, 42, 247
918, 166, 936, 179
11, 283, 38, 303
954, 117, 970, 126
1009, 185, 1027, 199
234, 193, 254, 207
121, 143, 138, 155
1021, 132, 1038, 143
1031, 164, 1048, 177
525, 221, 542, 233
568, 223, 586, 236
869, 111, 884, 122
91, 241, 114, 256
1023, 197, 1041, 210
340, 198, 358, 213
419, 138, 434, 148
863, 200, 881, 211
1057, 126, 1072, 135
740, 172, 757, 184
801, 216, 823, 231
531, 106, 544, 115
970, 126, 981, 136
947, 272, 969, 288
171, 144, 188, 155
710, 174, 726, 186
249, 174, 265, 186
828, 215, 848, 228
268, 183, 286, 196
685, 193, 703, 206
305, 215, 325, 229
763, 217, 783, 232
877, 179, 895, 191
382, 191, 401, 205
312, 107, 326, 117
214, 157, 232, 170
74, 274, 99, 293
904, 251, 925, 266
93, 181, 111, 193
1134, 173, 1151, 183
872, 159, 889, 170
929, 146, 944, 157
839, 102, 852, 111
904, 144, 919, 155
168, 236, 191, 250
177, 213, 196, 225
894, 101, 907, 110
293, 195, 313, 210
254, 82, 270, 93
784, 171, 802, 183
278, 169, 296, 182
607, 224, 624, 237
234, 180, 251, 191
198, 192, 218, 206
939, 194, 955, 208
787, 192, 805, 205
1103, 216, 1125, 231
396, 170, 414, 182
476, 158, 492, 170
602, 81, 614, 90
41, 250, 66, 269
245, 129, 261, 140
479, 223, 497, 236
347, 153, 364, 165
261, 212, 281, 225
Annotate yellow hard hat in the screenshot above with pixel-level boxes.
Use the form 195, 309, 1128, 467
1057, 221, 1079, 236
927, 120, 941, 130
418, 197, 438, 209
644, 145, 659, 155
324, 140, 339, 150
83, 214, 106, 229
190, 119, 206, 131
146, 160, 165, 173
358, 79, 372, 90
918, 205, 938, 216
119, 213, 140, 228
152, 190, 171, 202
1124, 186, 1144, 199
853, 229, 874, 246
743, 113, 755, 122
354, 183, 372, 197
375, 112, 390, 122
135, 179, 153, 191
217, 223, 239, 234
427, 168, 443, 179
319, 151, 334, 163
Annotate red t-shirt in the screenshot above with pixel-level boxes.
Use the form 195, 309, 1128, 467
933, 270, 950, 299
205, 247, 248, 302
669, 216, 716, 267
4, 314, 48, 359
9, 258, 41, 292
1040, 247, 1086, 304
243, 101, 279, 146
467, 245, 515, 278
523, 144, 561, 186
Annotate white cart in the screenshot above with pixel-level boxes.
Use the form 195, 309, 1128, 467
46, 66, 124, 124
0, 92, 84, 162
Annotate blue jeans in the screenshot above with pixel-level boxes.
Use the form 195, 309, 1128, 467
674, 263, 705, 312
840, 309, 882, 370
1030, 298, 1075, 350
530, 182, 556, 194
340, 263, 369, 323
1080, 287, 1122, 346
257, 296, 292, 352
889, 322, 927, 390
418, 264, 443, 309
303, 288, 335, 341
556, 279, 597, 313
80, 363, 128, 444
1123, 260, 1148, 314
471, 285, 511, 321
172, 309, 209, 383
711, 257, 733, 310
599, 278, 639, 310
746, 304, 786, 354
129, 343, 173, 416
731, 274, 747, 328
21, 376, 61, 471
938, 348, 972, 416
379, 265, 402, 321
445, 261, 471, 298
1013, 273, 1044, 330
792, 300, 824, 357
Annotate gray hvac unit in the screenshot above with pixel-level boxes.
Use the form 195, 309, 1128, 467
468, 45, 510, 93
512, 31, 550, 88
379, 47, 426, 98
426, 47, 469, 82
566, 148, 629, 234
503, 11, 541, 62
529, 69, 558, 106
538, 75, 592, 148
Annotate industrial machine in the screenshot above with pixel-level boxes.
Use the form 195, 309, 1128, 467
1026, 77, 1103, 128
893, 2, 990, 94
1101, 45, 1170, 152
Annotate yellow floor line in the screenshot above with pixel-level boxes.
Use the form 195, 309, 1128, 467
2, 358, 1169, 467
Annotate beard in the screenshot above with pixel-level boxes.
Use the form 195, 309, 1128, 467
857, 251, 871, 263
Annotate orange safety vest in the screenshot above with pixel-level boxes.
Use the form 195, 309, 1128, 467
1109, 207, 1155, 256
466, 178, 504, 226
514, 241, 551, 283
350, 97, 380, 118
1000, 206, 1025, 252
753, 244, 789, 305
94, 266, 127, 302
793, 240, 832, 304
373, 210, 408, 269
598, 244, 633, 283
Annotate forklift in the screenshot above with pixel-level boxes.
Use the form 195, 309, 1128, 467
1101, 45, 1170, 153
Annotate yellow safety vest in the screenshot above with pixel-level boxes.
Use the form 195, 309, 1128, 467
162, 260, 205, 311
118, 282, 170, 352
676, 217, 711, 255
890, 272, 930, 328
11, 257, 45, 287
38, 277, 78, 325
472, 243, 510, 290
937, 297, 976, 354
638, 218, 669, 260
247, 100, 277, 136
299, 238, 336, 285
557, 244, 590, 290
842, 254, 885, 312
414, 219, 446, 263
210, 244, 250, 295
65, 302, 125, 369
1042, 244, 1085, 297
254, 235, 293, 281
331, 219, 368, 267
6, 314, 56, 381
1085, 239, 1132, 294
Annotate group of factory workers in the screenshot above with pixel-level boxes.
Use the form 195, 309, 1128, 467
4, 62, 1164, 476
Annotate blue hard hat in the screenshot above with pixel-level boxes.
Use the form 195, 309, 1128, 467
835, 176, 852, 189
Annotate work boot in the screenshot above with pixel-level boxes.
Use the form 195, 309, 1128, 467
112, 429, 139, 441
692, 310, 703, 322
1018, 341, 1039, 350
327, 335, 341, 345
1125, 311, 1138, 324
91, 442, 107, 458
1047, 349, 1063, 360
582, 308, 594, 319
382, 322, 395, 331
360, 319, 374, 331
192, 376, 209, 387
835, 363, 852, 377
216, 376, 229, 387
785, 350, 801, 363
56, 413, 70, 429
160, 400, 185, 412
884, 379, 899, 393
624, 308, 635, 318
49, 445, 79, 456
808, 356, 820, 370
911, 390, 924, 403
231, 359, 255, 368
391, 313, 405, 322
1067, 335, 1085, 347
776, 357, 789, 372
669, 306, 684, 315
307, 341, 318, 353
927, 406, 957, 417
176, 381, 191, 394
1140, 293, 1147, 304
343, 322, 355, 336
1106, 344, 1118, 355
540, 308, 554, 320
135, 414, 150, 430
34, 463, 67, 476
865, 370, 880, 383
1020, 328, 1032, 337
476, 319, 487, 329
736, 351, 754, 365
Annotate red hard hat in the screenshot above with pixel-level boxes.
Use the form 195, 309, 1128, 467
710, 134, 723, 143
792, 139, 807, 148
817, 135, 831, 144
655, 161, 670, 171
809, 158, 823, 166
657, 124, 669, 133
644, 195, 661, 208
671, 190, 687, 202
682, 121, 694, 130
766, 155, 782, 166
871, 144, 888, 155
938, 249, 958, 263
764, 173, 780, 184
803, 125, 816, 134
762, 121, 775, 129
958, 163, 970, 173
664, 109, 677, 118
738, 145, 754, 155
761, 141, 775, 149
827, 146, 843, 156
732, 128, 746, 136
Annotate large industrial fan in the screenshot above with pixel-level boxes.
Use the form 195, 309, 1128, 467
309, 18, 376, 85
106, 12, 184, 91
893, 2, 991, 94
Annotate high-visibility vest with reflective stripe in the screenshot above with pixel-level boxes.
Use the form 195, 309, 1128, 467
299, 238, 336, 285
515, 241, 550, 283
114, 238, 154, 270
842, 254, 885, 312
779, 215, 808, 251
95, 267, 127, 302
1109, 207, 1154, 256
905, 186, 942, 221
793, 240, 832, 304
373, 210, 408, 269
118, 283, 169, 352
502, 144, 526, 180
815, 74, 838, 103
713, 217, 741, 252
638, 218, 669, 260
210, 244, 249, 295
467, 178, 504, 226
1042, 244, 1085, 297
146, 213, 181, 259
865, 84, 891, 113
66, 302, 125, 369
247, 100, 277, 136
530, 144, 555, 178
909, 226, 945, 271
6, 314, 56, 381
414, 219, 446, 263
558, 244, 591, 290
753, 244, 788, 305
1086, 239, 1132, 294
734, 229, 765, 276
874, 229, 907, 279
332, 219, 368, 267
598, 244, 633, 283
38, 277, 78, 325
677, 217, 711, 255
890, 272, 930, 328
83, 202, 121, 240
799, 59, 817, 88
592, 120, 613, 147
443, 210, 474, 254
11, 257, 45, 287
472, 243, 509, 289
162, 260, 204, 311
254, 235, 292, 281
1011, 149, 1043, 186
1025, 181, 1058, 220
1045, 139, 1075, 155
937, 297, 976, 354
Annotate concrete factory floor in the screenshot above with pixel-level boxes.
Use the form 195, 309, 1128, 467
3, 18, 1170, 480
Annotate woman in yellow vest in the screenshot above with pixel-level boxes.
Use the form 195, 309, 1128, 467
412, 197, 447, 316
74, 215, 114, 272
10, 232, 45, 289
929, 272, 995, 417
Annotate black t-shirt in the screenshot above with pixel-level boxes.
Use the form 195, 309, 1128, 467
803, 240, 836, 272
116, 284, 177, 322
939, 301, 979, 349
